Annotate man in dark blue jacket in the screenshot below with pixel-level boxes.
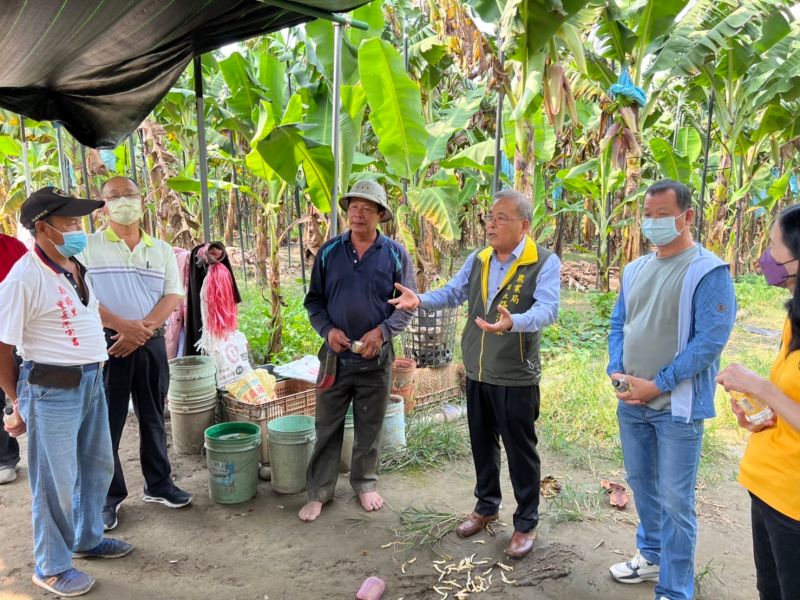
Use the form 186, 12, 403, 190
299, 181, 416, 522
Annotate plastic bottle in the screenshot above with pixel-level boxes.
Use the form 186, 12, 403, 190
730, 390, 774, 426
355, 576, 385, 600
612, 378, 631, 393
3, 403, 22, 430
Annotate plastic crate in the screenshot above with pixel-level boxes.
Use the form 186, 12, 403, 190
222, 379, 316, 464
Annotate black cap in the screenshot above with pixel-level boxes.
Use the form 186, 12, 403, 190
20, 186, 104, 229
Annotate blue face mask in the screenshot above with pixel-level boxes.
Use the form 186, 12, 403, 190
642, 211, 687, 247
46, 222, 87, 257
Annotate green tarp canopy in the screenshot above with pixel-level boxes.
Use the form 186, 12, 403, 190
0, 0, 366, 148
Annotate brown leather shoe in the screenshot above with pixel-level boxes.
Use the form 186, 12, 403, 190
504, 529, 536, 559
455, 512, 498, 538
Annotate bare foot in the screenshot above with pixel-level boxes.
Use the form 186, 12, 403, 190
298, 501, 324, 522
358, 491, 384, 512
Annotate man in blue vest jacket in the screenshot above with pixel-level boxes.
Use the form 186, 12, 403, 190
606, 179, 736, 600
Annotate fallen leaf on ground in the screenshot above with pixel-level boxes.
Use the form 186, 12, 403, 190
600, 479, 629, 509
540, 475, 562, 498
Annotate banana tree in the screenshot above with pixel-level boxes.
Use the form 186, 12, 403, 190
497, 0, 590, 196
556, 141, 640, 290
651, 3, 799, 269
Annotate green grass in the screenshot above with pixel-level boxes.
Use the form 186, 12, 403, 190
543, 483, 607, 524
380, 415, 471, 473
539, 350, 623, 470
695, 558, 725, 600
238, 286, 320, 365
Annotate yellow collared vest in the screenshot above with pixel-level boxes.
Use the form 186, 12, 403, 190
461, 236, 551, 387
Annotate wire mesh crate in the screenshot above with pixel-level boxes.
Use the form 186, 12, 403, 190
402, 306, 459, 368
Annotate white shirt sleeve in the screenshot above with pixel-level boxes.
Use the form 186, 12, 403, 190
0, 275, 30, 347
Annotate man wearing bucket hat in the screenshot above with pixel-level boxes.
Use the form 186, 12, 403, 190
390, 189, 561, 559
0, 187, 133, 597
299, 180, 416, 522
79, 176, 190, 532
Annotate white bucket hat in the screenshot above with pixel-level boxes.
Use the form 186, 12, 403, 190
338, 180, 393, 222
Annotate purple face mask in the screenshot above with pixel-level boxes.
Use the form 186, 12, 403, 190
758, 248, 797, 287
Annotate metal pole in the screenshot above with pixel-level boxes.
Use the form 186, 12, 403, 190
55, 123, 69, 192
257, 0, 369, 29
401, 17, 409, 205
672, 92, 682, 147
79, 145, 96, 232
194, 55, 212, 242
136, 129, 154, 236
285, 57, 308, 292
697, 94, 715, 246
229, 131, 248, 288
492, 48, 505, 195
128, 134, 138, 184
286, 197, 293, 268
294, 189, 307, 294
329, 23, 343, 238
19, 116, 31, 196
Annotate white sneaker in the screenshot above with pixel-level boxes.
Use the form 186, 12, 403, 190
0, 465, 17, 484
609, 550, 660, 583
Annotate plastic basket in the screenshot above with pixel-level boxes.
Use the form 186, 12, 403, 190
221, 379, 316, 464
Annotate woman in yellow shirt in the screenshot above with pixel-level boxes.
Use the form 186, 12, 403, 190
717, 206, 800, 600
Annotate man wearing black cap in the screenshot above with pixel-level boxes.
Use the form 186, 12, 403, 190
299, 180, 416, 522
0, 187, 133, 597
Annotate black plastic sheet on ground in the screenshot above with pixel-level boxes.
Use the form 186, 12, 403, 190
0, 0, 366, 148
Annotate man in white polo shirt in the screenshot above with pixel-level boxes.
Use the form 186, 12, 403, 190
0, 187, 133, 597
80, 176, 190, 531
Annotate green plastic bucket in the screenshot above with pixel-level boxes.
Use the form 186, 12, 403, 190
339, 404, 355, 473
268, 415, 316, 494
382, 400, 406, 451
204, 422, 262, 504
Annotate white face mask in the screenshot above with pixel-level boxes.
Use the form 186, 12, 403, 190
108, 196, 143, 225
642, 211, 687, 246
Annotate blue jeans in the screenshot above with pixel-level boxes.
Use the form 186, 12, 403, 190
617, 402, 705, 600
17, 362, 114, 576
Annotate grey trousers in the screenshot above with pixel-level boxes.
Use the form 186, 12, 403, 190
306, 346, 393, 503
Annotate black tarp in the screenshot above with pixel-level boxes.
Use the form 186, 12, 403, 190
0, 0, 366, 148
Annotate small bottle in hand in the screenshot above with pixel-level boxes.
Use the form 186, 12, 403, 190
3, 403, 22, 430
612, 378, 632, 393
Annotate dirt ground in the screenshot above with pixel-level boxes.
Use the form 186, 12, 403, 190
1, 412, 758, 600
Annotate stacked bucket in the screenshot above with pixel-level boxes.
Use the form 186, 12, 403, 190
168, 356, 217, 454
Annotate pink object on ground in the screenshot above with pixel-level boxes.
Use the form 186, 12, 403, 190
356, 577, 385, 600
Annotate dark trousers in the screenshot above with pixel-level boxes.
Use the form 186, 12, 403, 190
466, 378, 541, 533
0, 350, 22, 468
306, 347, 393, 503
105, 334, 172, 506
751, 492, 800, 600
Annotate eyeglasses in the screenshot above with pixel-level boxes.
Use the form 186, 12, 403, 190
484, 214, 521, 225
348, 204, 378, 215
